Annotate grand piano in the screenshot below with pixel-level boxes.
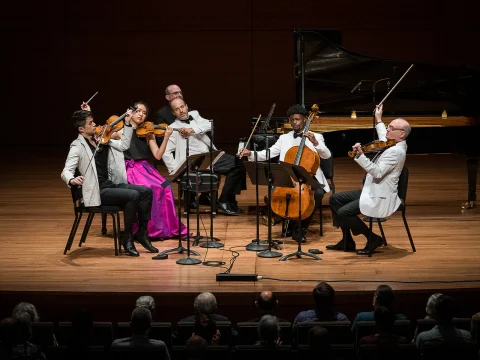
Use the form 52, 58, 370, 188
248, 30, 479, 208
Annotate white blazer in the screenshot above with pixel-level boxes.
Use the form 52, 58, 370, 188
61, 126, 133, 207
162, 110, 216, 174
355, 122, 407, 218
247, 131, 332, 193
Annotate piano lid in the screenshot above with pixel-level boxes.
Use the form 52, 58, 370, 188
295, 30, 480, 116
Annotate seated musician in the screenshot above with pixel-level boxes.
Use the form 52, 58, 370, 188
161, 98, 247, 216
61, 106, 154, 257
239, 104, 332, 242
326, 104, 411, 255
153, 84, 185, 126
102, 101, 188, 243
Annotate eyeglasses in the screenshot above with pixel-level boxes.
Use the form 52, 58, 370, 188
387, 125, 404, 132
168, 91, 183, 96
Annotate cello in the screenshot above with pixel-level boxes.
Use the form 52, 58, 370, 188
270, 104, 320, 221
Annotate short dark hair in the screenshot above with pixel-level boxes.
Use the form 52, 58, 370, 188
374, 306, 395, 333
133, 101, 149, 116
186, 334, 207, 358
313, 282, 335, 310
375, 285, 394, 309
257, 291, 277, 311
434, 295, 455, 324
12, 302, 39, 322
308, 326, 331, 353
287, 104, 308, 117
130, 307, 152, 335
72, 110, 92, 130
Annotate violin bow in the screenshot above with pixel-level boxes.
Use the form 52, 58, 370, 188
375, 64, 414, 110
85, 91, 99, 105
238, 114, 262, 158
259, 102, 276, 133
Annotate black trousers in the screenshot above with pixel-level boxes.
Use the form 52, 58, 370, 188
329, 189, 370, 239
100, 183, 152, 234
212, 153, 247, 203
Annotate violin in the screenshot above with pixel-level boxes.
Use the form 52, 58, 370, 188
348, 139, 396, 158
94, 108, 134, 144
135, 121, 179, 137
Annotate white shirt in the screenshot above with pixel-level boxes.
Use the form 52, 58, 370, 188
163, 110, 216, 174
247, 130, 332, 193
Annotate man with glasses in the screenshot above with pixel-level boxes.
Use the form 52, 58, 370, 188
154, 84, 185, 126
326, 104, 411, 255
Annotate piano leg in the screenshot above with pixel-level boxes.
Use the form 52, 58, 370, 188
462, 154, 478, 210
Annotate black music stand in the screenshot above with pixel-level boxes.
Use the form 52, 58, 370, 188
278, 162, 322, 261
243, 147, 268, 252
254, 163, 294, 258
191, 150, 224, 249
153, 152, 204, 264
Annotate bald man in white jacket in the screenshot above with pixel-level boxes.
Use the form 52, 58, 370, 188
326, 104, 411, 255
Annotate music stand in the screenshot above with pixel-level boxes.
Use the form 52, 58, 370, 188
243, 147, 268, 251
278, 162, 322, 261
153, 152, 204, 263
254, 163, 294, 258
191, 150, 224, 249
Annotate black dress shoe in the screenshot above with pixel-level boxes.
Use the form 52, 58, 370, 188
199, 193, 211, 206
356, 234, 384, 255
326, 239, 356, 251
217, 202, 240, 216
121, 234, 139, 257
229, 202, 245, 214
134, 231, 159, 253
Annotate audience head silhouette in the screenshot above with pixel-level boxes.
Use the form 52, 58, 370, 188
136, 296, 156, 319
194, 292, 217, 316
256, 291, 278, 314
373, 285, 395, 310
186, 334, 208, 359
313, 282, 336, 318
258, 315, 280, 347
374, 306, 396, 334
425, 293, 442, 319
130, 307, 152, 336
308, 326, 331, 354
434, 294, 455, 325
12, 302, 40, 323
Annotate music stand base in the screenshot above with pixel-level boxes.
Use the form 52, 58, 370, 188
280, 251, 321, 261
257, 250, 283, 258
199, 239, 224, 248
159, 246, 200, 257
176, 257, 202, 265
246, 241, 269, 251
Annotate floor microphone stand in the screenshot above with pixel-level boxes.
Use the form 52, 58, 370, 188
246, 143, 268, 252
257, 139, 282, 258
196, 119, 223, 249
176, 135, 201, 265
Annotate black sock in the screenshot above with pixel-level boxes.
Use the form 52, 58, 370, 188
342, 227, 355, 243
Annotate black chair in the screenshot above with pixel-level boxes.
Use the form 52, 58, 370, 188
358, 343, 419, 360
57, 321, 113, 348
363, 166, 416, 256
172, 345, 230, 360
64, 186, 123, 256
416, 318, 472, 335
45, 345, 105, 360
109, 347, 170, 360
421, 340, 479, 360
176, 321, 231, 346
355, 320, 412, 346
31, 322, 56, 347
295, 321, 352, 345
180, 171, 220, 215
295, 344, 356, 360
233, 344, 291, 360
237, 321, 292, 345
318, 155, 335, 236
116, 322, 172, 348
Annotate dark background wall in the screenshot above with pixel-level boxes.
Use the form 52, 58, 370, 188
2, 0, 478, 147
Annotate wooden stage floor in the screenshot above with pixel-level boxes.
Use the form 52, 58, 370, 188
1, 147, 479, 300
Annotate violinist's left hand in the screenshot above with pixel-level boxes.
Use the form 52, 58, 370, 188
304, 131, 319, 146
165, 126, 174, 137
81, 102, 91, 111
352, 142, 363, 156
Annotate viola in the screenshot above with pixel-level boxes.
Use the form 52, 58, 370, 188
94, 109, 134, 144
348, 139, 396, 158
135, 121, 179, 137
